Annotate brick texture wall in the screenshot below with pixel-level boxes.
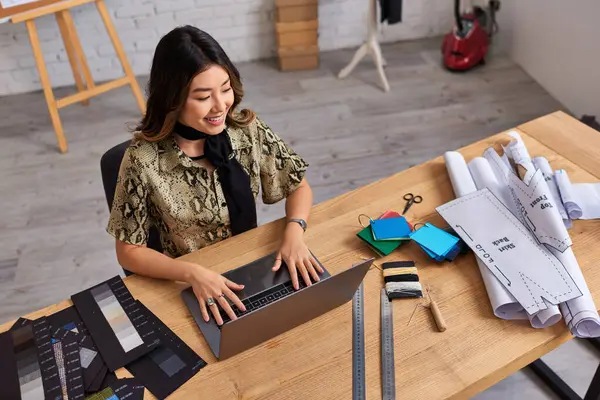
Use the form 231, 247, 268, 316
0, 0, 453, 96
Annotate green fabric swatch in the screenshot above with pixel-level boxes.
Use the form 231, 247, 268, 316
357, 224, 402, 256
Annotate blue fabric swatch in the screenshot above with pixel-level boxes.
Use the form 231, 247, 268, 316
370, 216, 412, 240
410, 223, 459, 259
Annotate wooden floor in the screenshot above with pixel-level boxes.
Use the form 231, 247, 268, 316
0, 37, 595, 398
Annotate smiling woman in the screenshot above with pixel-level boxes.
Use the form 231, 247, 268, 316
106, 25, 324, 326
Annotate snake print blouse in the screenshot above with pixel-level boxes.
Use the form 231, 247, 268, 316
106, 116, 309, 258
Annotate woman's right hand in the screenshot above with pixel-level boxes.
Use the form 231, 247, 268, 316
185, 263, 246, 325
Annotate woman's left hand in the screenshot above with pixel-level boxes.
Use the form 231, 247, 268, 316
272, 222, 324, 289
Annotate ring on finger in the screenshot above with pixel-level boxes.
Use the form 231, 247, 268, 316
206, 297, 216, 306
218, 293, 225, 298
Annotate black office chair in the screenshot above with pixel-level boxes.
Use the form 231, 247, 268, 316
100, 139, 163, 276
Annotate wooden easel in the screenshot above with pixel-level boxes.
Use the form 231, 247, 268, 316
338, 0, 390, 92
6, 0, 145, 153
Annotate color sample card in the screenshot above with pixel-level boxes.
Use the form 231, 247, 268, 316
85, 386, 117, 400
91, 283, 144, 353
87, 365, 109, 394
409, 223, 461, 261
0, 322, 49, 400
31, 317, 64, 400
10, 317, 31, 331
51, 333, 85, 400
71, 276, 160, 372
0, 330, 21, 399
370, 216, 412, 241
101, 375, 145, 400
16, 326, 45, 400
126, 301, 207, 400
48, 306, 105, 392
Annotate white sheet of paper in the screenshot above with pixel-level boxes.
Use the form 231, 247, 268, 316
436, 188, 582, 315
504, 131, 536, 182
555, 169, 600, 220
555, 169, 583, 219
444, 152, 527, 320
507, 169, 572, 252
549, 246, 600, 338
485, 143, 600, 337
468, 157, 557, 326
532, 157, 570, 224
572, 183, 600, 219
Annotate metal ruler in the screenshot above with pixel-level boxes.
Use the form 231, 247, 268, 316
381, 289, 396, 400
353, 282, 365, 400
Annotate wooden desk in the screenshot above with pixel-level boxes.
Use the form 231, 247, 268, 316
2, 111, 599, 399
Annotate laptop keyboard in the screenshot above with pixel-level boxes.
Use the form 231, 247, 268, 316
217, 279, 308, 328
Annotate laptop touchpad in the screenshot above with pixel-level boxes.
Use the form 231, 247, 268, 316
222, 253, 291, 300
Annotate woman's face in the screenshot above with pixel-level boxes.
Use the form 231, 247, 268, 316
179, 64, 234, 135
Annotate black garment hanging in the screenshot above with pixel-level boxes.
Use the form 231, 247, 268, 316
174, 122, 258, 235
379, 0, 402, 24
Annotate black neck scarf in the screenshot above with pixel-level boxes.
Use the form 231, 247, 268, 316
174, 121, 257, 235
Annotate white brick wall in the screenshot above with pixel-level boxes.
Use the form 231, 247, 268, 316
0, 0, 453, 96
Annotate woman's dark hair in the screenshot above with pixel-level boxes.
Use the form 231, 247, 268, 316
133, 25, 255, 142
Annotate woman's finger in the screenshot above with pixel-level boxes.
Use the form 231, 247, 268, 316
304, 258, 320, 282
225, 278, 245, 291
217, 294, 237, 322
272, 252, 283, 272
310, 255, 324, 273
207, 296, 223, 326
223, 286, 246, 312
193, 287, 210, 322
286, 258, 300, 289
296, 260, 311, 287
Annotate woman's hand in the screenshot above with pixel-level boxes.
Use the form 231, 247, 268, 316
185, 263, 246, 325
272, 222, 324, 289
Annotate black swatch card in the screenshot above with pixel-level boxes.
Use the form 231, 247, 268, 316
0, 329, 23, 400
102, 374, 145, 400
50, 332, 85, 399
87, 365, 109, 393
111, 378, 145, 400
126, 301, 207, 399
71, 276, 160, 371
10, 317, 31, 331
47, 306, 105, 392
31, 317, 63, 400
47, 306, 87, 336
0, 318, 63, 400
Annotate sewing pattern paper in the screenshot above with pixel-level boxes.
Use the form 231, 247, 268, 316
468, 156, 562, 327
444, 152, 527, 320
437, 188, 582, 314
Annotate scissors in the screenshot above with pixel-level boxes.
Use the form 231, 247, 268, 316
402, 193, 423, 214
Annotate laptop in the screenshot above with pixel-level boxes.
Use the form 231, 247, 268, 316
181, 252, 373, 360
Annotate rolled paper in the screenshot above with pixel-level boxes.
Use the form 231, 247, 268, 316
444, 152, 527, 320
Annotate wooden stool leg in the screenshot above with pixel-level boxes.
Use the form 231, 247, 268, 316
56, 11, 87, 105
62, 10, 95, 94
95, 0, 146, 114
26, 19, 68, 153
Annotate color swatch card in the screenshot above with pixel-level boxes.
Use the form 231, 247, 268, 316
48, 306, 106, 392
71, 276, 160, 372
10, 317, 31, 331
126, 301, 207, 400
409, 223, 461, 262
1, 317, 72, 400
0, 320, 48, 400
108, 377, 145, 400
98, 373, 145, 400
50, 330, 86, 400
370, 216, 412, 241
357, 226, 401, 257
31, 317, 65, 400
86, 366, 109, 394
